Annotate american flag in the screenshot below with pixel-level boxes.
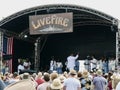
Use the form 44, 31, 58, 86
3, 36, 13, 73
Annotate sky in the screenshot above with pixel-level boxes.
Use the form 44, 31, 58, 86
0, 0, 120, 21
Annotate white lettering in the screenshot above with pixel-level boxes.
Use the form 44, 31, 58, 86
31, 14, 70, 30
46, 17, 50, 24
32, 21, 41, 30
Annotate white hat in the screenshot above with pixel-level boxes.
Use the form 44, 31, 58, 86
50, 79, 63, 89
96, 69, 103, 75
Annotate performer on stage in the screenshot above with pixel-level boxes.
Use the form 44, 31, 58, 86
56, 59, 63, 74
67, 53, 79, 71
84, 55, 91, 71
18, 61, 24, 74
74, 60, 79, 72
91, 56, 97, 72
23, 58, 31, 70
49, 56, 56, 73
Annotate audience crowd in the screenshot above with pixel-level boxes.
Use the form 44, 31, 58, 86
1, 55, 120, 90
1, 68, 120, 90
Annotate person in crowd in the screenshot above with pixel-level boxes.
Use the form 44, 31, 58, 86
91, 56, 97, 72
67, 53, 79, 71
58, 75, 66, 84
107, 72, 113, 90
32, 73, 37, 80
0, 75, 6, 90
77, 71, 83, 81
90, 70, 96, 80
3, 72, 11, 86
116, 81, 120, 90
84, 55, 91, 72
4, 73, 37, 90
63, 69, 81, 90
63, 71, 68, 78
47, 78, 63, 90
50, 72, 58, 83
56, 59, 63, 74
35, 72, 44, 86
111, 72, 120, 90
37, 73, 50, 90
8, 72, 19, 84
80, 70, 92, 90
93, 69, 107, 90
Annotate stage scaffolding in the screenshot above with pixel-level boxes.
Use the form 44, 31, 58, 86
116, 20, 120, 61
34, 37, 41, 71
0, 5, 120, 71
0, 31, 3, 74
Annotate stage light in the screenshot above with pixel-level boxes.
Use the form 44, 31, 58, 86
24, 35, 28, 38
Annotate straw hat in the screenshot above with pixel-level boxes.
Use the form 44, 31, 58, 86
4, 79, 36, 90
82, 70, 89, 78
96, 69, 103, 76
69, 69, 77, 75
59, 75, 66, 83
50, 79, 63, 89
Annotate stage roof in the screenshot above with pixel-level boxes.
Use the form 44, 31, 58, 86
0, 4, 118, 43
0, 0, 120, 20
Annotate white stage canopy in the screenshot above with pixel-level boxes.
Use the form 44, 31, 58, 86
0, 0, 120, 21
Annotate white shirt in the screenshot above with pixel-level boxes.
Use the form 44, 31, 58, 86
23, 61, 31, 69
50, 60, 55, 70
91, 58, 97, 69
109, 60, 112, 71
67, 54, 79, 70
111, 60, 116, 70
56, 62, 62, 68
37, 82, 50, 90
18, 64, 24, 74
63, 77, 81, 90
116, 82, 120, 90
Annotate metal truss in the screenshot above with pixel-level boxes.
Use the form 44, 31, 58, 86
0, 28, 36, 43
0, 28, 18, 38
0, 4, 118, 26
116, 20, 120, 60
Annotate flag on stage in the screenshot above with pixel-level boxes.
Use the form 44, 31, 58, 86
3, 36, 13, 73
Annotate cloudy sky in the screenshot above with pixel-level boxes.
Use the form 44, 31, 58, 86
0, 0, 120, 21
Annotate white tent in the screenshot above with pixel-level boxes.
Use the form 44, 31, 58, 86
0, 0, 120, 20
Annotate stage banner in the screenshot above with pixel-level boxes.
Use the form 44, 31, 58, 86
3, 36, 13, 73
29, 13, 73, 35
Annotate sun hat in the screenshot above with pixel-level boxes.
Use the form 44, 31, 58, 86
4, 79, 36, 90
96, 69, 103, 76
50, 79, 63, 89
82, 70, 89, 78
69, 69, 77, 75
59, 75, 66, 83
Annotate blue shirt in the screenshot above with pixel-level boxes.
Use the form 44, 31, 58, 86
0, 79, 6, 90
93, 76, 107, 90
